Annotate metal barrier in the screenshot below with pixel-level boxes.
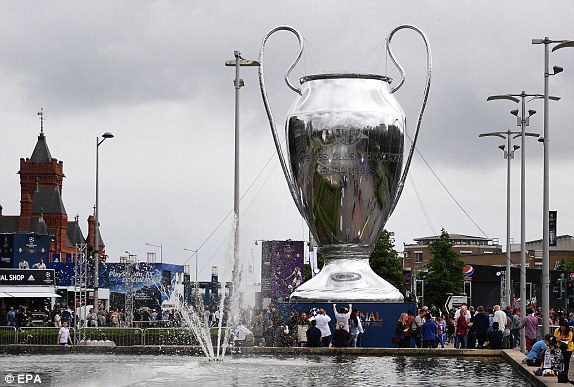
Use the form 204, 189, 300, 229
2, 326, 232, 347
0, 327, 17, 345
143, 328, 198, 346
18, 327, 75, 345
82, 327, 144, 346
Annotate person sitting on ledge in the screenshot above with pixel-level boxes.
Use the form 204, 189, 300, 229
533, 335, 563, 377
524, 335, 548, 366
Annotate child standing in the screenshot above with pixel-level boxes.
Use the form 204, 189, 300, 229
437, 314, 447, 348
57, 320, 72, 346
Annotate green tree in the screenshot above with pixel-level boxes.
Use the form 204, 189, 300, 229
557, 257, 574, 273
424, 229, 465, 307
369, 230, 405, 294
304, 250, 324, 282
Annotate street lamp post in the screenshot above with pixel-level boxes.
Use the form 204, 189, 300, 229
225, 51, 259, 318
532, 37, 574, 336
479, 130, 522, 308
93, 131, 114, 311
146, 242, 163, 264
486, 92, 543, 352
184, 248, 199, 302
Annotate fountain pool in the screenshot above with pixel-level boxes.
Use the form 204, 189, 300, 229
0, 353, 527, 386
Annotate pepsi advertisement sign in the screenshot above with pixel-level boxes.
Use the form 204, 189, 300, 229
464, 265, 474, 280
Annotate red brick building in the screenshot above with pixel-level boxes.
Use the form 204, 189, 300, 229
0, 126, 104, 263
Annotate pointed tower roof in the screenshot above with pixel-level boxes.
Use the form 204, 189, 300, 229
30, 109, 52, 163
67, 216, 86, 247
30, 132, 53, 163
35, 211, 48, 234
31, 186, 67, 215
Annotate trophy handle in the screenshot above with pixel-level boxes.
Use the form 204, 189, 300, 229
386, 24, 432, 215
258, 26, 307, 219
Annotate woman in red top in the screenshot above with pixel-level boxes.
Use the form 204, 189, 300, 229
455, 305, 471, 349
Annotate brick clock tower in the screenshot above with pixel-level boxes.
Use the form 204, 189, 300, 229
16, 110, 93, 262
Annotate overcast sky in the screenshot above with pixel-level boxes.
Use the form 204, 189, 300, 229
1, 1, 573, 282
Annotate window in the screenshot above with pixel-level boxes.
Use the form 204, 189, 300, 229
414, 252, 423, 263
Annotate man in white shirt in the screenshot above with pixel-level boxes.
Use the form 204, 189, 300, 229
333, 304, 352, 332
57, 321, 72, 345
234, 321, 253, 347
310, 308, 332, 347
493, 305, 507, 331
454, 304, 471, 321
32, 259, 46, 269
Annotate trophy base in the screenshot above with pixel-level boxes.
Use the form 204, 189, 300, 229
289, 246, 404, 303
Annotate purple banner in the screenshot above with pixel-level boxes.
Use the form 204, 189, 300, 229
261, 240, 305, 301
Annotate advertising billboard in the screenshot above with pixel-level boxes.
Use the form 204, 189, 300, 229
261, 240, 305, 302
0, 233, 50, 269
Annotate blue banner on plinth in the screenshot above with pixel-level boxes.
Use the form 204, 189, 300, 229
275, 302, 416, 348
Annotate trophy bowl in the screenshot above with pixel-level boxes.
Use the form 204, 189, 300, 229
258, 26, 431, 303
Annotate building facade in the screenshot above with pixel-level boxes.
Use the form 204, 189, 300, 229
0, 125, 102, 266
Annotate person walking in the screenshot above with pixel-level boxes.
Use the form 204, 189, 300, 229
57, 320, 72, 346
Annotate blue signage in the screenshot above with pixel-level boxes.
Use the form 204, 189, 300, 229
0, 233, 50, 269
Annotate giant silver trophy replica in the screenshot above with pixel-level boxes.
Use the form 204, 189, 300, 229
259, 25, 432, 303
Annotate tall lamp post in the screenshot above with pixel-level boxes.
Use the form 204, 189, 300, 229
479, 129, 522, 308
225, 51, 259, 316
487, 92, 558, 351
93, 131, 114, 311
146, 242, 163, 264
532, 37, 574, 336
184, 248, 199, 302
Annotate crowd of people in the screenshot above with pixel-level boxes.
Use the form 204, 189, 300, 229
0, 303, 196, 328
233, 303, 364, 348
392, 303, 574, 382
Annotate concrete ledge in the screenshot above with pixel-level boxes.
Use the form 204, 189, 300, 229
502, 349, 568, 387
1, 344, 502, 357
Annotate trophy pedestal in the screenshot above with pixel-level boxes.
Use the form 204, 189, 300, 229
289, 245, 404, 303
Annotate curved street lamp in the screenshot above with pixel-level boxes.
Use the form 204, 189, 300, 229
94, 131, 114, 311
532, 37, 574, 336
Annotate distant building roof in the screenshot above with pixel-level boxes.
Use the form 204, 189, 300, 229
414, 234, 491, 243
0, 215, 49, 235
31, 186, 67, 215
30, 132, 52, 163
67, 220, 86, 247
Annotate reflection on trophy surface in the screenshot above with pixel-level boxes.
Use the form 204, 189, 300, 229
259, 26, 432, 302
